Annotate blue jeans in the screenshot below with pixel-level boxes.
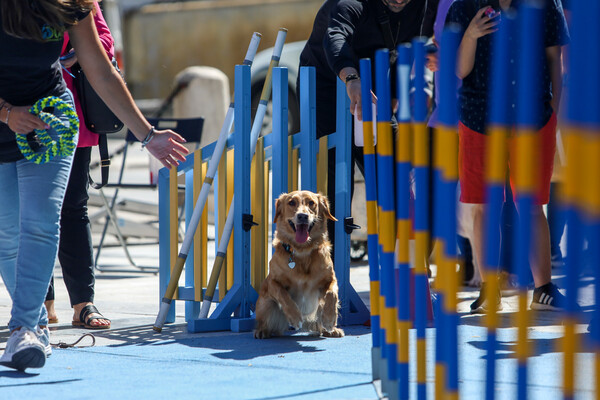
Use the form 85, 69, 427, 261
0, 90, 77, 331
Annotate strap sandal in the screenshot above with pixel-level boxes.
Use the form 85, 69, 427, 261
72, 305, 111, 330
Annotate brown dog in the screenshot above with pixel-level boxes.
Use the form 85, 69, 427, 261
254, 190, 344, 339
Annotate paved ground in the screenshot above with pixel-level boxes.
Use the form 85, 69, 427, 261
0, 138, 597, 399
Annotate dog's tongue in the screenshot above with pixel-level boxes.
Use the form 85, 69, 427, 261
295, 223, 309, 244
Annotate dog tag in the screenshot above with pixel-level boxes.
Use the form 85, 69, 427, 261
288, 261, 295, 269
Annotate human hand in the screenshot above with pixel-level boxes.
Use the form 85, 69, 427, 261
465, 7, 500, 41
144, 129, 190, 169
60, 50, 78, 69
425, 40, 440, 72
346, 79, 363, 120
6, 106, 49, 134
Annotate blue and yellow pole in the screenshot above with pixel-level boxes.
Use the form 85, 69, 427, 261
410, 39, 430, 400
359, 58, 382, 381
484, 13, 514, 400
375, 48, 398, 395
395, 44, 413, 400
514, 4, 544, 399
565, 1, 600, 398
436, 26, 461, 400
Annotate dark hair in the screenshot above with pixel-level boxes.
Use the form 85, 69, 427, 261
1, 0, 94, 41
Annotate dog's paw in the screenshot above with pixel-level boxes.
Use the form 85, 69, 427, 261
254, 329, 271, 339
322, 327, 345, 338
287, 313, 302, 330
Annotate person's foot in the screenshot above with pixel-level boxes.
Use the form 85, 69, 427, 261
44, 300, 59, 324
470, 282, 503, 314
0, 328, 46, 371
530, 282, 577, 311
72, 303, 110, 329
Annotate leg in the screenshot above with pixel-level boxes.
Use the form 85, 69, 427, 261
254, 296, 289, 339
469, 203, 489, 285
547, 181, 566, 266
0, 163, 20, 303
529, 206, 552, 287
254, 279, 302, 338
58, 147, 109, 328
319, 282, 344, 337
512, 113, 555, 289
44, 277, 58, 323
8, 142, 75, 331
458, 122, 502, 313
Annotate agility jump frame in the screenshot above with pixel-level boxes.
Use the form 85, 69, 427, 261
157, 65, 370, 332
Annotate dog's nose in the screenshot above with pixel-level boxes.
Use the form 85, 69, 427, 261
296, 213, 309, 224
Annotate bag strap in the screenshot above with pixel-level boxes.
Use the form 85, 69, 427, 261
375, 2, 396, 51
89, 134, 110, 189
374, 1, 398, 63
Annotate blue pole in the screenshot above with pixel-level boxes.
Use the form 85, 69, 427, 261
514, 4, 544, 399
484, 13, 515, 400
438, 26, 461, 400
359, 57, 382, 381
395, 44, 412, 400
300, 67, 317, 192
375, 48, 398, 396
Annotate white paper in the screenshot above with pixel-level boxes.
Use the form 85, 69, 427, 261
353, 103, 377, 147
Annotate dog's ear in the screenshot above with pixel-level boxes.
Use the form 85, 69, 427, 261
319, 194, 337, 221
273, 193, 286, 223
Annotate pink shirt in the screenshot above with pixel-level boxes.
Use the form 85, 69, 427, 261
61, 2, 115, 147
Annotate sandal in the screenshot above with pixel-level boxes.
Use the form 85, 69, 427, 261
72, 305, 111, 330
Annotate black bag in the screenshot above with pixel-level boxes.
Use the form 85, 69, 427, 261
73, 58, 124, 134
72, 58, 124, 189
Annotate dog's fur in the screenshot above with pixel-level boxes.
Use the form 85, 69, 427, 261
254, 191, 344, 339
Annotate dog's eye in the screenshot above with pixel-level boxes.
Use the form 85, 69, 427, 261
289, 200, 296, 207
308, 200, 315, 207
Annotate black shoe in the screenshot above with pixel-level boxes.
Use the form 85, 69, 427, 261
470, 283, 503, 314
530, 282, 575, 311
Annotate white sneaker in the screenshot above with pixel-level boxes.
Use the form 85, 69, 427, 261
36, 327, 52, 357
0, 328, 46, 371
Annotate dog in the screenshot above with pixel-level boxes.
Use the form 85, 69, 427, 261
254, 190, 344, 339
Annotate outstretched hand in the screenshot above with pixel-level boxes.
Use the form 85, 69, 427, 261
144, 129, 189, 169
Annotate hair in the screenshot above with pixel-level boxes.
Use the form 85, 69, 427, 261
1, 0, 94, 41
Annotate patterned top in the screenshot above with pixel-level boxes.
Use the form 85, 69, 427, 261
446, 0, 569, 134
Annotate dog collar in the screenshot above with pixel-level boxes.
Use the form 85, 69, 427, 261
282, 243, 295, 269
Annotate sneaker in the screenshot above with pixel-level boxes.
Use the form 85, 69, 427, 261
0, 328, 46, 371
36, 327, 52, 358
530, 282, 570, 311
470, 282, 503, 314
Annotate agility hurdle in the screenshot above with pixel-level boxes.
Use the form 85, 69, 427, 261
156, 59, 369, 332
361, 1, 599, 398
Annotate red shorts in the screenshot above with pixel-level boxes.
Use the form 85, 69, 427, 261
458, 113, 556, 205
